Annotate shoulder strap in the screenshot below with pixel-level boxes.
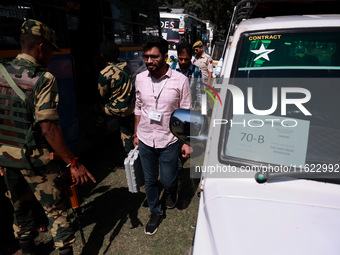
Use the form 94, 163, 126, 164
110, 63, 130, 79
171, 61, 177, 70
193, 65, 200, 78
0, 63, 34, 111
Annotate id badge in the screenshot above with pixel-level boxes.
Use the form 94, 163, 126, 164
148, 109, 163, 122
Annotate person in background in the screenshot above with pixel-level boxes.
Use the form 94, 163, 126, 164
172, 42, 204, 176
0, 19, 96, 255
98, 40, 135, 156
174, 42, 204, 108
193, 40, 213, 84
133, 36, 191, 235
204, 42, 210, 55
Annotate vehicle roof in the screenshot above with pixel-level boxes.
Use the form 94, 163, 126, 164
237, 14, 340, 32
160, 12, 182, 19
159, 12, 203, 22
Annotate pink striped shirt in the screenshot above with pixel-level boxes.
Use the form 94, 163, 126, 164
135, 66, 191, 148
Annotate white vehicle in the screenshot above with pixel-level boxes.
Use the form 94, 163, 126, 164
170, 0, 340, 254
160, 7, 208, 58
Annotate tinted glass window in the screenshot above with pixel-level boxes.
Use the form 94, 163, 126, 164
0, 4, 30, 49
212, 41, 224, 60
103, 0, 160, 46
0, 2, 69, 50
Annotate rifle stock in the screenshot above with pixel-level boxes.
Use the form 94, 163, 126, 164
68, 174, 80, 209
50, 152, 86, 245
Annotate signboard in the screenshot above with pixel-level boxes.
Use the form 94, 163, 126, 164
226, 114, 310, 166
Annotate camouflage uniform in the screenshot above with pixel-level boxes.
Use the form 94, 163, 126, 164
98, 61, 134, 154
0, 20, 74, 250
0, 175, 16, 254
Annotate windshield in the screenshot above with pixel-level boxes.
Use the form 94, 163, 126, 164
221, 28, 340, 178
0, 4, 31, 50
235, 29, 340, 76
212, 41, 225, 61
161, 18, 180, 48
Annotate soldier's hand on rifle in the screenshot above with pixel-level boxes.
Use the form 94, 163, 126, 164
69, 161, 96, 185
40, 121, 96, 185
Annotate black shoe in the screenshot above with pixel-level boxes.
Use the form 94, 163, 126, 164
59, 246, 74, 255
144, 213, 163, 235
165, 191, 178, 209
19, 238, 36, 255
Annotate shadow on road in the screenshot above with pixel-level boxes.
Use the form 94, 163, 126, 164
177, 167, 200, 210
79, 186, 145, 255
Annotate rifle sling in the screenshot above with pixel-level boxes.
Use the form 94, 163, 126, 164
0, 63, 34, 112
110, 63, 130, 80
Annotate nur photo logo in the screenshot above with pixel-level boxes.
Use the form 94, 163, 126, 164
201, 83, 222, 106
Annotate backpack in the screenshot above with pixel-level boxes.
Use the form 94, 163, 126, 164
0, 61, 49, 169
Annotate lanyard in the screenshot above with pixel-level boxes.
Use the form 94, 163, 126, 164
150, 77, 169, 103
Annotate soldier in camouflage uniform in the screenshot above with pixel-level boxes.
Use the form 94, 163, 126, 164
98, 40, 135, 155
0, 19, 96, 255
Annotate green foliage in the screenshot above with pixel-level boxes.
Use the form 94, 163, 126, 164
157, 0, 238, 37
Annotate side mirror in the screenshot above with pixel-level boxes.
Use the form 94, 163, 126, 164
170, 109, 208, 146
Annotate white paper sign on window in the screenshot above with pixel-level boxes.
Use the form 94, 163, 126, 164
225, 114, 310, 166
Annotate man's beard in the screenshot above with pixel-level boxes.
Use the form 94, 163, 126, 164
179, 62, 190, 71
147, 58, 165, 73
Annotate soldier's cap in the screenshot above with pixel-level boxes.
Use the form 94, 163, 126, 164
193, 41, 203, 48
21, 19, 60, 51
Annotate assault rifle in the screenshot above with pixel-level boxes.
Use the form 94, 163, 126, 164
50, 153, 86, 245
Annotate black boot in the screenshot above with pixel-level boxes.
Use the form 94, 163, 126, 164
59, 246, 74, 255
19, 238, 36, 255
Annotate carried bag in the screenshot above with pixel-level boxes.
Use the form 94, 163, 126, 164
124, 145, 144, 193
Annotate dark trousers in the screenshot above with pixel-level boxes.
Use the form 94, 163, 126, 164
138, 140, 179, 215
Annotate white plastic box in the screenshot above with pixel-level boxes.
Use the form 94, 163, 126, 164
124, 146, 144, 193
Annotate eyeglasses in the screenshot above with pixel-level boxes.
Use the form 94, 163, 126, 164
142, 54, 160, 60
178, 57, 191, 61
194, 48, 200, 52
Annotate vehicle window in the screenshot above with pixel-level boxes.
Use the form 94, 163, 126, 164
0, 2, 69, 50
0, 5, 30, 49
235, 29, 340, 77
220, 29, 340, 173
103, 0, 160, 45
161, 18, 180, 42
212, 41, 224, 60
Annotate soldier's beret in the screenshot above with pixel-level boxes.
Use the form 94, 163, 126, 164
193, 41, 203, 48
21, 19, 60, 51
